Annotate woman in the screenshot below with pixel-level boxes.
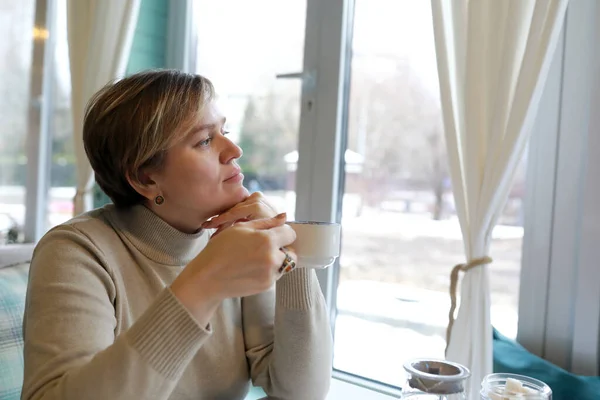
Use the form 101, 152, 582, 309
22, 70, 332, 400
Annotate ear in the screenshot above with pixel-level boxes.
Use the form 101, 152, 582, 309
126, 168, 160, 201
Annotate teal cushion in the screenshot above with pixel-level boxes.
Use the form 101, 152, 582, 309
493, 328, 600, 400
0, 263, 29, 400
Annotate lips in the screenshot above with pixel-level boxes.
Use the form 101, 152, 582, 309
224, 168, 242, 182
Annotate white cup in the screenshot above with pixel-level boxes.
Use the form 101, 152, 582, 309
286, 221, 341, 268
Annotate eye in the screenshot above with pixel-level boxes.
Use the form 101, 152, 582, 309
221, 129, 230, 136
195, 137, 213, 147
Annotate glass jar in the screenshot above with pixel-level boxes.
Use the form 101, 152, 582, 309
401, 359, 470, 399
480, 373, 552, 400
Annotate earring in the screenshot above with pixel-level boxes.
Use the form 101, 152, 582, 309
154, 195, 165, 205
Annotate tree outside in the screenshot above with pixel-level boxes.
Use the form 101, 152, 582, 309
237, 84, 300, 192
346, 57, 449, 220
235, 57, 452, 221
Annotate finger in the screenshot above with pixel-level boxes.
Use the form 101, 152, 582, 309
250, 192, 276, 213
257, 198, 278, 215
209, 221, 235, 239
243, 212, 287, 231
203, 204, 255, 228
267, 224, 297, 248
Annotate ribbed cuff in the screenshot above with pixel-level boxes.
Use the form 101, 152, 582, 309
276, 268, 316, 310
126, 288, 212, 378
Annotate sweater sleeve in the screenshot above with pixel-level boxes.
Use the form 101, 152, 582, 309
242, 268, 333, 399
21, 226, 211, 400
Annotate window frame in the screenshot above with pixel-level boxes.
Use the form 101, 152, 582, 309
293, 0, 351, 307
23, 0, 55, 243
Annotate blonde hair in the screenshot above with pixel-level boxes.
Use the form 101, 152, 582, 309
83, 69, 215, 207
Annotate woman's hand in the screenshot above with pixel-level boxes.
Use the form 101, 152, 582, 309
170, 213, 297, 324
201, 192, 278, 236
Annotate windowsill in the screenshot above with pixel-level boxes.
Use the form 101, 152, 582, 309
246, 375, 400, 400
328, 378, 399, 399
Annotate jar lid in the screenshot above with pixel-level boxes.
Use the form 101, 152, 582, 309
403, 359, 471, 394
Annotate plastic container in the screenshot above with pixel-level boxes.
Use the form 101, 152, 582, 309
480, 373, 552, 400
401, 359, 470, 399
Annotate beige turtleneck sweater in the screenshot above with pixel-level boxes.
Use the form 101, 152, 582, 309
21, 204, 332, 400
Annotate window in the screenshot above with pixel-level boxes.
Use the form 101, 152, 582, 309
0, 0, 76, 243
0, 0, 36, 245
331, 0, 525, 386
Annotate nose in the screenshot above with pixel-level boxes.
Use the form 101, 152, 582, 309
220, 135, 243, 164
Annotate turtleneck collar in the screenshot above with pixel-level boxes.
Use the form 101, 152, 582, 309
105, 204, 208, 266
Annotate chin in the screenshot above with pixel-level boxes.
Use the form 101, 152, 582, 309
213, 187, 250, 215
228, 183, 249, 202
237, 185, 250, 200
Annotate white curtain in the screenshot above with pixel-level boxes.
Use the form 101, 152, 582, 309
67, 0, 140, 214
431, 0, 568, 397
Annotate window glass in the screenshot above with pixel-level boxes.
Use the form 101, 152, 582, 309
193, 0, 306, 218
333, 0, 524, 386
48, 0, 76, 230
0, 0, 36, 244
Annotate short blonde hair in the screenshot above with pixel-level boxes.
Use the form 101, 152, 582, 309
83, 69, 215, 207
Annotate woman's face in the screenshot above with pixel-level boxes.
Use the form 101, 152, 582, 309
145, 100, 249, 233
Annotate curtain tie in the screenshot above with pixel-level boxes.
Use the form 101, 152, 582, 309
445, 256, 493, 354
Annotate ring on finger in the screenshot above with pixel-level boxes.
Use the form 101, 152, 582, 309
278, 249, 296, 274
